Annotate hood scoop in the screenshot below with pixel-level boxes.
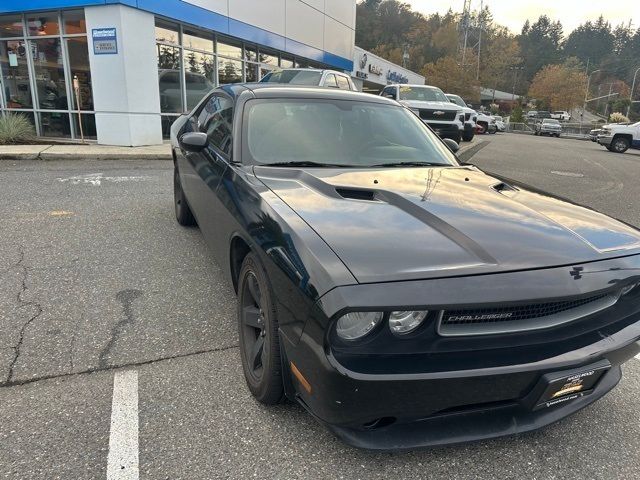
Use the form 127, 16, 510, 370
492, 182, 517, 193
335, 188, 377, 202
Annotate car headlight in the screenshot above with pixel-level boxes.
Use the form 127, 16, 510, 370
336, 312, 384, 340
389, 311, 429, 335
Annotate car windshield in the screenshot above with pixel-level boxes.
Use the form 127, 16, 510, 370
399, 86, 449, 102
259, 70, 322, 86
245, 99, 457, 168
447, 95, 466, 107
543, 119, 560, 124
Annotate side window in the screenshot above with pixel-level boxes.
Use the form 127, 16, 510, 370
382, 86, 397, 99
323, 74, 338, 88
336, 75, 350, 90
197, 95, 233, 156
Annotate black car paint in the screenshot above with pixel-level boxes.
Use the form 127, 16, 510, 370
172, 84, 640, 449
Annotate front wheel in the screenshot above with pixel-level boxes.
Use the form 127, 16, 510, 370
610, 136, 630, 154
237, 252, 284, 405
462, 131, 475, 142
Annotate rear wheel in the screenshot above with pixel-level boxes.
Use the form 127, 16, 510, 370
610, 136, 630, 154
237, 252, 284, 405
174, 164, 197, 227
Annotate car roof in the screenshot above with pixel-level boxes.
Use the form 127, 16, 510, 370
218, 83, 395, 104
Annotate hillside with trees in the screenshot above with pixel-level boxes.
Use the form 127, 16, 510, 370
356, 0, 640, 119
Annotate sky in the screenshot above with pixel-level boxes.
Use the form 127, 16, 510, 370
404, 0, 639, 36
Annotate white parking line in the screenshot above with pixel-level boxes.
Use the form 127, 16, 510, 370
107, 370, 139, 480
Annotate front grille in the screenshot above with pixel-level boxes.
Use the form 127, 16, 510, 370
438, 292, 619, 336
419, 109, 457, 121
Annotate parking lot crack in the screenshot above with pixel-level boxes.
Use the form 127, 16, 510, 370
4, 246, 44, 385
98, 289, 144, 369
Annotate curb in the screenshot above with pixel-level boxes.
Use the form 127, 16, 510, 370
0, 144, 172, 161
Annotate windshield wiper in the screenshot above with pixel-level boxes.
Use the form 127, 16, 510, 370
265, 161, 354, 168
369, 161, 448, 168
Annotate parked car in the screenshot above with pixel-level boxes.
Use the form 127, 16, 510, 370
260, 68, 357, 91
527, 110, 538, 119
171, 83, 640, 450
534, 118, 562, 137
381, 84, 464, 143
536, 111, 552, 120
551, 111, 572, 121
597, 121, 640, 153
446, 93, 477, 142
492, 115, 506, 132
476, 111, 497, 134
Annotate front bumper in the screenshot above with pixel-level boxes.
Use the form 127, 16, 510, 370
423, 121, 461, 140
284, 320, 639, 450
540, 129, 562, 135
598, 134, 613, 146
283, 255, 640, 450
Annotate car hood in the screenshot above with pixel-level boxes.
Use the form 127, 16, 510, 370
254, 166, 640, 283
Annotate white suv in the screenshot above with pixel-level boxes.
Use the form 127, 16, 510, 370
382, 84, 465, 143
597, 121, 640, 153
446, 93, 477, 141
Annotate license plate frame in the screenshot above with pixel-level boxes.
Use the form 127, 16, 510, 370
524, 359, 611, 411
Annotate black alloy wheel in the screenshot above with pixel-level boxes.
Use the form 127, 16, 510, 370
238, 252, 284, 404
174, 165, 197, 226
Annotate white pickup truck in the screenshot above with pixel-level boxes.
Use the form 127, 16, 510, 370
597, 122, 640, 153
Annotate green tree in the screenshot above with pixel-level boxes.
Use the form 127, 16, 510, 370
517, 15, 563, 87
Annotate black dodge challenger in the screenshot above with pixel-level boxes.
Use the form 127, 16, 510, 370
171, 84, 640, 450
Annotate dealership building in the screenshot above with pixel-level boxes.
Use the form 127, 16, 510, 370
0, 1, 423, 146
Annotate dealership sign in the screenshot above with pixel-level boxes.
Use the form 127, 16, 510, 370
92, 28, 118, 55
387, 71, 409, 84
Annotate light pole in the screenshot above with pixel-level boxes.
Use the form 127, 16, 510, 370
627, 67, 640, 118
402, 45, 410, 69
509, 66, 523, 102
583, 69, 601, 115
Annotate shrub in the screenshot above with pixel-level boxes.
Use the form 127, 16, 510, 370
510, 105, 525, 123
609, 112, 630, 124
0, 113, 35, 145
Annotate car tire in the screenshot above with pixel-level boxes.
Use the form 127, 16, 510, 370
610, 136, 630, 154
451, 132, 462, 144
237, 252, 284, 405
174, 164, 197, 227
462, 131, 475, 142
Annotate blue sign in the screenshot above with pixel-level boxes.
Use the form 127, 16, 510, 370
387, 71, 409, 84
92, 28, 118, 55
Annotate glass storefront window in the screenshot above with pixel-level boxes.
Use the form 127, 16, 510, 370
245, 63, 258, 83
184, 50, 215, 110
258, 50, 278, 66
31, 38, 68, 110
183, 29, 213, 53
157, 43, 183, 113
72, 113, 97, 139
67, 37, 93, 110
156, 23, 179, 45
280, 56, 294, 68
63, 10, 86, 35
0, 15, 24, 38
39, 111, 70, 137
27, 13, 60, 37
218, 58, 242, 85
0, 40, 33, 108
244, 45, 257, 62
217, 40, 242, 59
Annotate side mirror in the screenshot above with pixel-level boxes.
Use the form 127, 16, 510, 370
442, 138, 459, 154
180, 132, 208, 152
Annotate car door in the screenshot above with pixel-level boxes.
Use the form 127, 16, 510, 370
180, 93, 234, 259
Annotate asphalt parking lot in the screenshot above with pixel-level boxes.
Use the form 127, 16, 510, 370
1, 134, 639, 479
